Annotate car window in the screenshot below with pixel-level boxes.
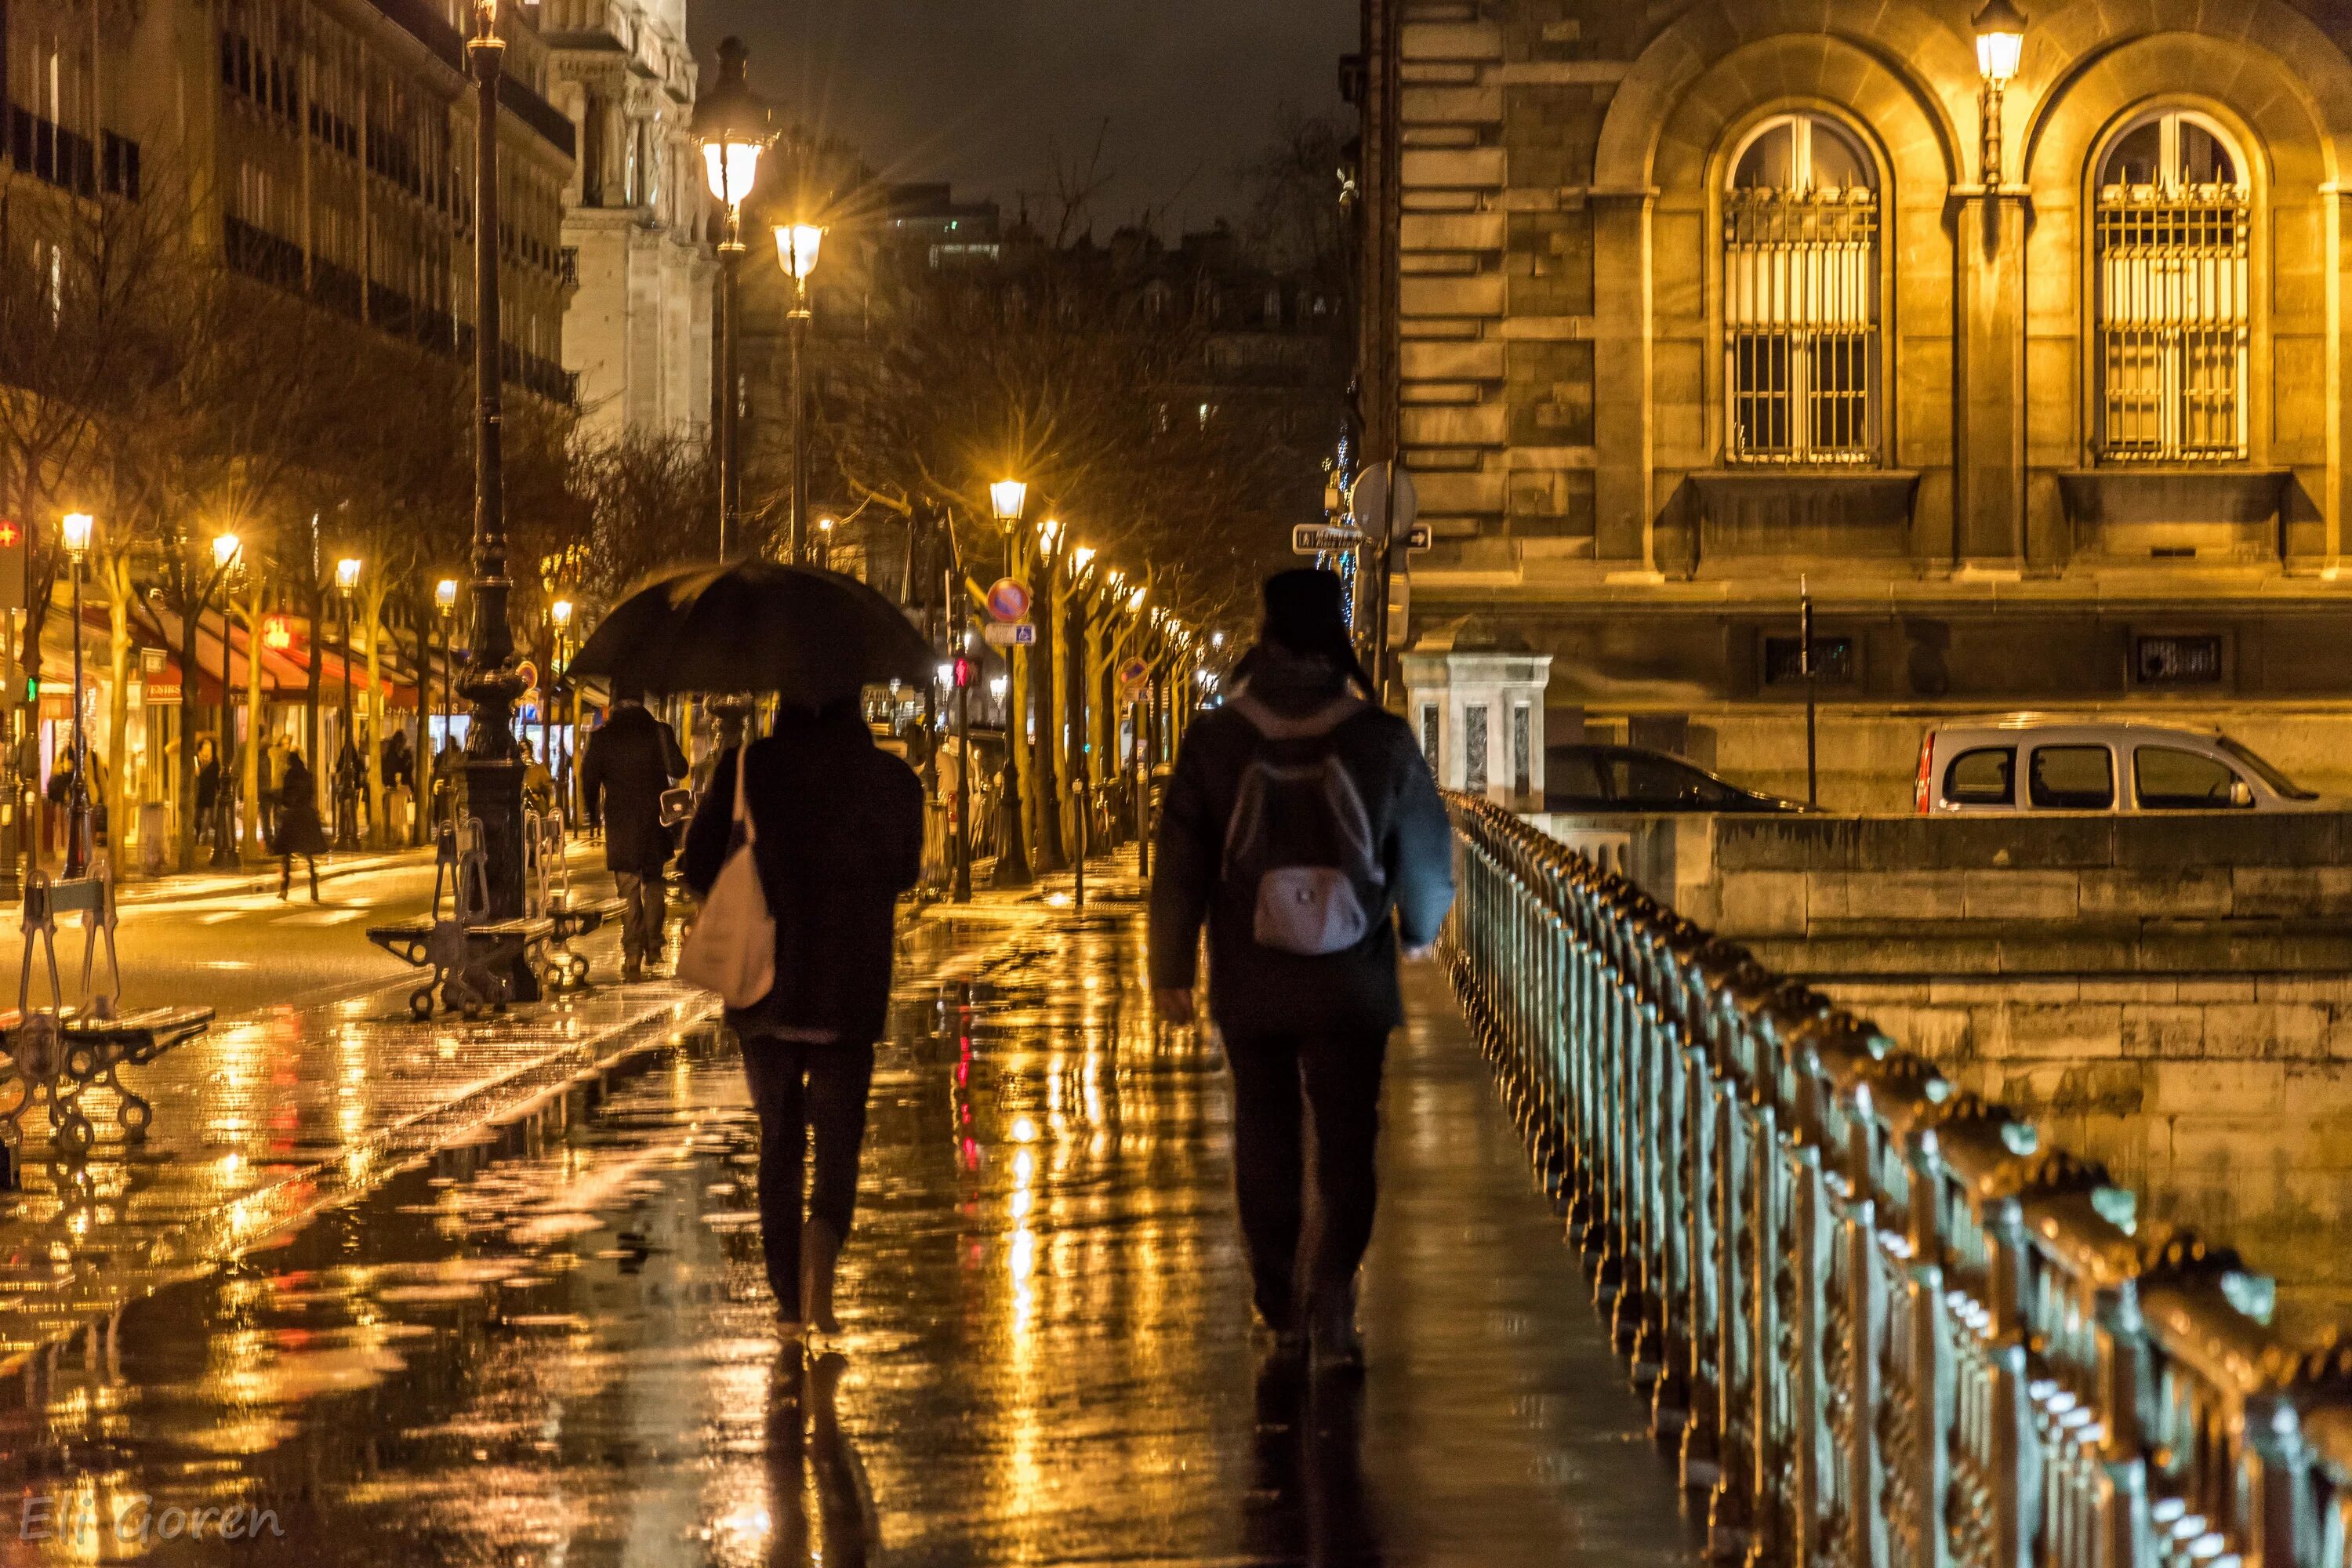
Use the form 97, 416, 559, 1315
1611, 753, 1738, 808
2214, 736, 2318, 800
1942, 747, 2015, 806
1546, 750, 1607, 801
2135, 746, 2251, 810
2029, 745, 2115, 810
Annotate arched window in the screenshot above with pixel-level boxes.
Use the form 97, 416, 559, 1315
1723, 114, 1880, 465
2095, 111, 2249, 463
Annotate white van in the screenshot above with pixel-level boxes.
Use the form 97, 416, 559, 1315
1915, 717, 2323, 815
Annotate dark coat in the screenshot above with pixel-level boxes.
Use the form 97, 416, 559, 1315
580, 704, 688, 875
274, 758, 328, 857
681, 713, 925, 1043
1148, 647, 1455, 1037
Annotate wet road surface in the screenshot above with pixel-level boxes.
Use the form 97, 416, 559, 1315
0, 882, 1697, 1564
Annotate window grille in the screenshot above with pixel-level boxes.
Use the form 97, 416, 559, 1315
1464, 706, 1489, 794
1724, 116, 1879, 466
2096, 114, 2249, 463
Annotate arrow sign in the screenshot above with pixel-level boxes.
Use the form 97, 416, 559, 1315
985, 578, 1032, 622
982, 622, 1036, 648
1403, 523, 1432, 551
1347, 461, 1417, 542
1294, 523, 1366, 554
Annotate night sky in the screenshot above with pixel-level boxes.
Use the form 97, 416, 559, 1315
686, 0, 1358, 235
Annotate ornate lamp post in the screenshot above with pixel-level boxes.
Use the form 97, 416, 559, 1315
333, 555, 363, 850
775, 221, 825, 561
209, 532, 243, 868
1065, 543, 1096, 909
60, 511, 92, 877
691, 38, 772, 560
430, 576, 458, 837
1973, 0, 2026, 185
459, 0, 538, 925
547, 596, 572, 827
987, 477, 1032, 887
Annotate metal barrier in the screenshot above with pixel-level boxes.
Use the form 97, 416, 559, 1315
1439, 792, 2352, 1568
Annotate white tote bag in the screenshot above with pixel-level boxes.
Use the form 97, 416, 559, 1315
677, 747, 776, 1008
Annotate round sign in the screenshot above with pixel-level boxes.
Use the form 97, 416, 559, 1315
986, 578, 1032, 623
1348, 462, 1419, 542
1118, 657, 1152, 694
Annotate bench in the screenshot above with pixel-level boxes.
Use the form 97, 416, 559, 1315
368, 913, 557, 1019
0, 863, 214, 1182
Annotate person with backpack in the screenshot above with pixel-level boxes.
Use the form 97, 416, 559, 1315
1148, 568, 1454, 1370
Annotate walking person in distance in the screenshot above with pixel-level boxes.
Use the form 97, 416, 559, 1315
1148, 568, 1454, 1370
273, 751, 328, 900
580, 690, 688, 982
681, 699, 925, 1338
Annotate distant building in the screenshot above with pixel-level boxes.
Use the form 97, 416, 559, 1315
542, 0, 713, 440
3, 0, 577, 404
1355, 0, 2352, 805
880, 183, 1002, 268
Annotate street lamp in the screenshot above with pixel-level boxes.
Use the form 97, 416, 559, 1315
333, 556, 363, 850
1973, 0, 2027, 185
815, 515, 835, 570
987, 477, 1032, 887
60, 512, 92, 877
209, 532, 244, 869
692, 37, 772, 561
459, 0, 539, 929
775, 220, 826, 562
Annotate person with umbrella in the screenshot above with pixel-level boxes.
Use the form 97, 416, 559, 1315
681, 699, 924, 1337
572, 560, 938, 1338
579, 687, 688, 982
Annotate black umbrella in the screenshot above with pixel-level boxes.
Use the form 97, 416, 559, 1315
566, 561, 936, 701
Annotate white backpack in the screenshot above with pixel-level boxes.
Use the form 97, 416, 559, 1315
677, 747, 776, 1007
1220, 694, 1385, 956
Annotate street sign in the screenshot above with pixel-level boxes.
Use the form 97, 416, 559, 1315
982, 622, 1036, 648
1294, 524, 1366, 555
1118, 656, 1152, 695
0, 518, 24, 613
985, 579, 1031, 622
1347, 462, 1418, 542
1403, 523, 1432, 552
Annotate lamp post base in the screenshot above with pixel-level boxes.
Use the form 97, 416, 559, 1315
456, 752, 539, 1002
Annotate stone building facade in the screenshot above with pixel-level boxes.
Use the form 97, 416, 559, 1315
5, 0, 577, 403
540, 0, 711, 440
1356, 0, 2352, 806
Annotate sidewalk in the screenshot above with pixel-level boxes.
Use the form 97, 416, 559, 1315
0, 866, 1697, 1563
110, 844, 433, 905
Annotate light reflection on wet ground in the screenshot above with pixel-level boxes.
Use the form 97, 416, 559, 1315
0, 887, 1695, 1565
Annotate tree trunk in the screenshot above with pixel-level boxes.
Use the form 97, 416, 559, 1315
361, 583, 388, 847
176, 588, 202, 873
303, 586, 322, 811
1030, 559, 1063, 872
237, 586, 265, 855
101, 555, 133, 876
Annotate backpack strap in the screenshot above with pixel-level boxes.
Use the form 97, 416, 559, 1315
1229, 690, 1367, 740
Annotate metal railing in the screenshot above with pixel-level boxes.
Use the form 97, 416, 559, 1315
1439, 793, 2352, 1568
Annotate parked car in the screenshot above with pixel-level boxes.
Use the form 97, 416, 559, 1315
1915, 717, 2323, 814
1544, 744, 1806, 814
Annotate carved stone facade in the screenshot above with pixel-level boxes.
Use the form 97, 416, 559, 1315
542, 0, 711, 440
1357, 0, 2352, 806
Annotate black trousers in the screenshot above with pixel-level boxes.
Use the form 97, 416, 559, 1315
740, 1036, 877, 1308
1222, 1025, 1391, 1330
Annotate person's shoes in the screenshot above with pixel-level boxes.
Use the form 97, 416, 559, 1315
1308, 1282, 1364, 1374
622, 960, 644, 985
800, 1218, 844, 1335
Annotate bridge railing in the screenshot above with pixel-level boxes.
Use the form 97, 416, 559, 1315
1439, 792, 2352, 1568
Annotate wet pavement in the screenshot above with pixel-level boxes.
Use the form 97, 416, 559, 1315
0, 877, 1698, 1564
